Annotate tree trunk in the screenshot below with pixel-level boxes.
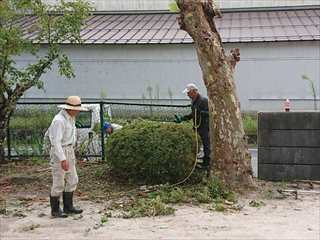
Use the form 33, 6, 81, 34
177, 0, 253, 188
0, 112, 9, 163
0, 99, 16, 163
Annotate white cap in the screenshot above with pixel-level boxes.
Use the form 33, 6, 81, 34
182, 83, 198, 94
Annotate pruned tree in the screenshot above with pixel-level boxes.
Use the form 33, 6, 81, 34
0, 0, 91, 161
174, 0, 253, 188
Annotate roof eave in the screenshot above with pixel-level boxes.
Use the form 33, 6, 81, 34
91, 5, 320, 15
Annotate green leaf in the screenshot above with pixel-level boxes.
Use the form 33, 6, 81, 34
302, 74, 310, 80
168, 1, 180, 13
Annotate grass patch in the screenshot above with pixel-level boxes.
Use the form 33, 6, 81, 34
207, 177, 235, 202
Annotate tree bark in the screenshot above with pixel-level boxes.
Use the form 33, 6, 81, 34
177, 0, 253, 188
0, 128, 7, 162
0, 94, 19, 162
0, 109, 10, 163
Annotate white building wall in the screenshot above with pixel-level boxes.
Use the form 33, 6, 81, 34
20, 41, 320, 112
43, 0, 320, 11
218, 0, 320, 8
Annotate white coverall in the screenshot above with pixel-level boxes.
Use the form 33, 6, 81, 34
47, 110, 78, 197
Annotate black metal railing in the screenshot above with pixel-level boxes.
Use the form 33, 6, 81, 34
5, 99, 191, 161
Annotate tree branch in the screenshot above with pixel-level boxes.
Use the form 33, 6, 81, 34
0, 52, 9, 86
0, 50, 12, 100
202, 0, 223, 46
227, 48, 241, 69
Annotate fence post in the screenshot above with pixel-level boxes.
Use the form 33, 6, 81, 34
99, 102, 105, 160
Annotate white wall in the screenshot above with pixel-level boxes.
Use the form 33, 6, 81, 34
19, 41, 320, 112
43, 0, 320, 11
233, 41, 320, 111
218, 0, 319, 9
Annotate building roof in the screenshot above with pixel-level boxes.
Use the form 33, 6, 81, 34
21, 8, 320, 44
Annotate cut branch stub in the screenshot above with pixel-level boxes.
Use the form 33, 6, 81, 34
203, 0, 222, 18
228, 48, 241, 68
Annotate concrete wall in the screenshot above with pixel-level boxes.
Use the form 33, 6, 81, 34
19, 41, 320, 111
258, 112, 320, 180
43, 0, 320, 11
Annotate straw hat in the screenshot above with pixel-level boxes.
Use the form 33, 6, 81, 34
58, 96, 88, 111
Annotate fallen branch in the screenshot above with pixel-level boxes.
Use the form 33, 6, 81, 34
279, 189, 320, 194
277, 189, 320, 200
35, 167, 51, 173
295, 180, 320, 184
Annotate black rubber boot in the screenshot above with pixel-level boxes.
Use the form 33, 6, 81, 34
202, 157, 210, 168
63, 192, 83, 214
196, 157, 209, 169
50, 196, 68, 218
196, 163, 209, 171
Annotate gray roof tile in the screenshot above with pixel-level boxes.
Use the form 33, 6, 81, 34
19, 8, 319, 44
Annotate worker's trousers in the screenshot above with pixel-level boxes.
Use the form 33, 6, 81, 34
198, 127, 211, 166
50, 146, 78, 197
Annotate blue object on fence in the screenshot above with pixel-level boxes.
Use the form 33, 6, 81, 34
103, 121, 112, 130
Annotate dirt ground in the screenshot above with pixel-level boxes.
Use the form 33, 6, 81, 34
0, 161, 319, 240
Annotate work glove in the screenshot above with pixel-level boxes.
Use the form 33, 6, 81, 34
174, 114, 183, 123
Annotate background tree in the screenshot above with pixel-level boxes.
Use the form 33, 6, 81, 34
302, 74, 317, 111
173, 0, 253, 188
0, 0, 91, 161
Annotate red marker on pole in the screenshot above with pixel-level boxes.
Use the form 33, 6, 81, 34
284, 98, 290, 112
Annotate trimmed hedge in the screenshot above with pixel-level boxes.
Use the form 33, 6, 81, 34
105, 120, 197, 184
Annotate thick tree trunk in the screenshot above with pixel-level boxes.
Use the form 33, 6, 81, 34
177, 0, 253, 188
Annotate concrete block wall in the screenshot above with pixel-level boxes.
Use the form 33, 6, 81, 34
258, 112, 320, 180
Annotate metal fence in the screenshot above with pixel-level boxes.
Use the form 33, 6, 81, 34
5, 100, 191, 161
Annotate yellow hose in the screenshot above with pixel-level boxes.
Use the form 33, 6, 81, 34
169, 108, 201, 187
116, 109, 203, 196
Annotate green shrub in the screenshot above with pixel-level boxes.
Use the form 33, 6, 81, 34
243, 113, 257, 135
105, 120, 196, 184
